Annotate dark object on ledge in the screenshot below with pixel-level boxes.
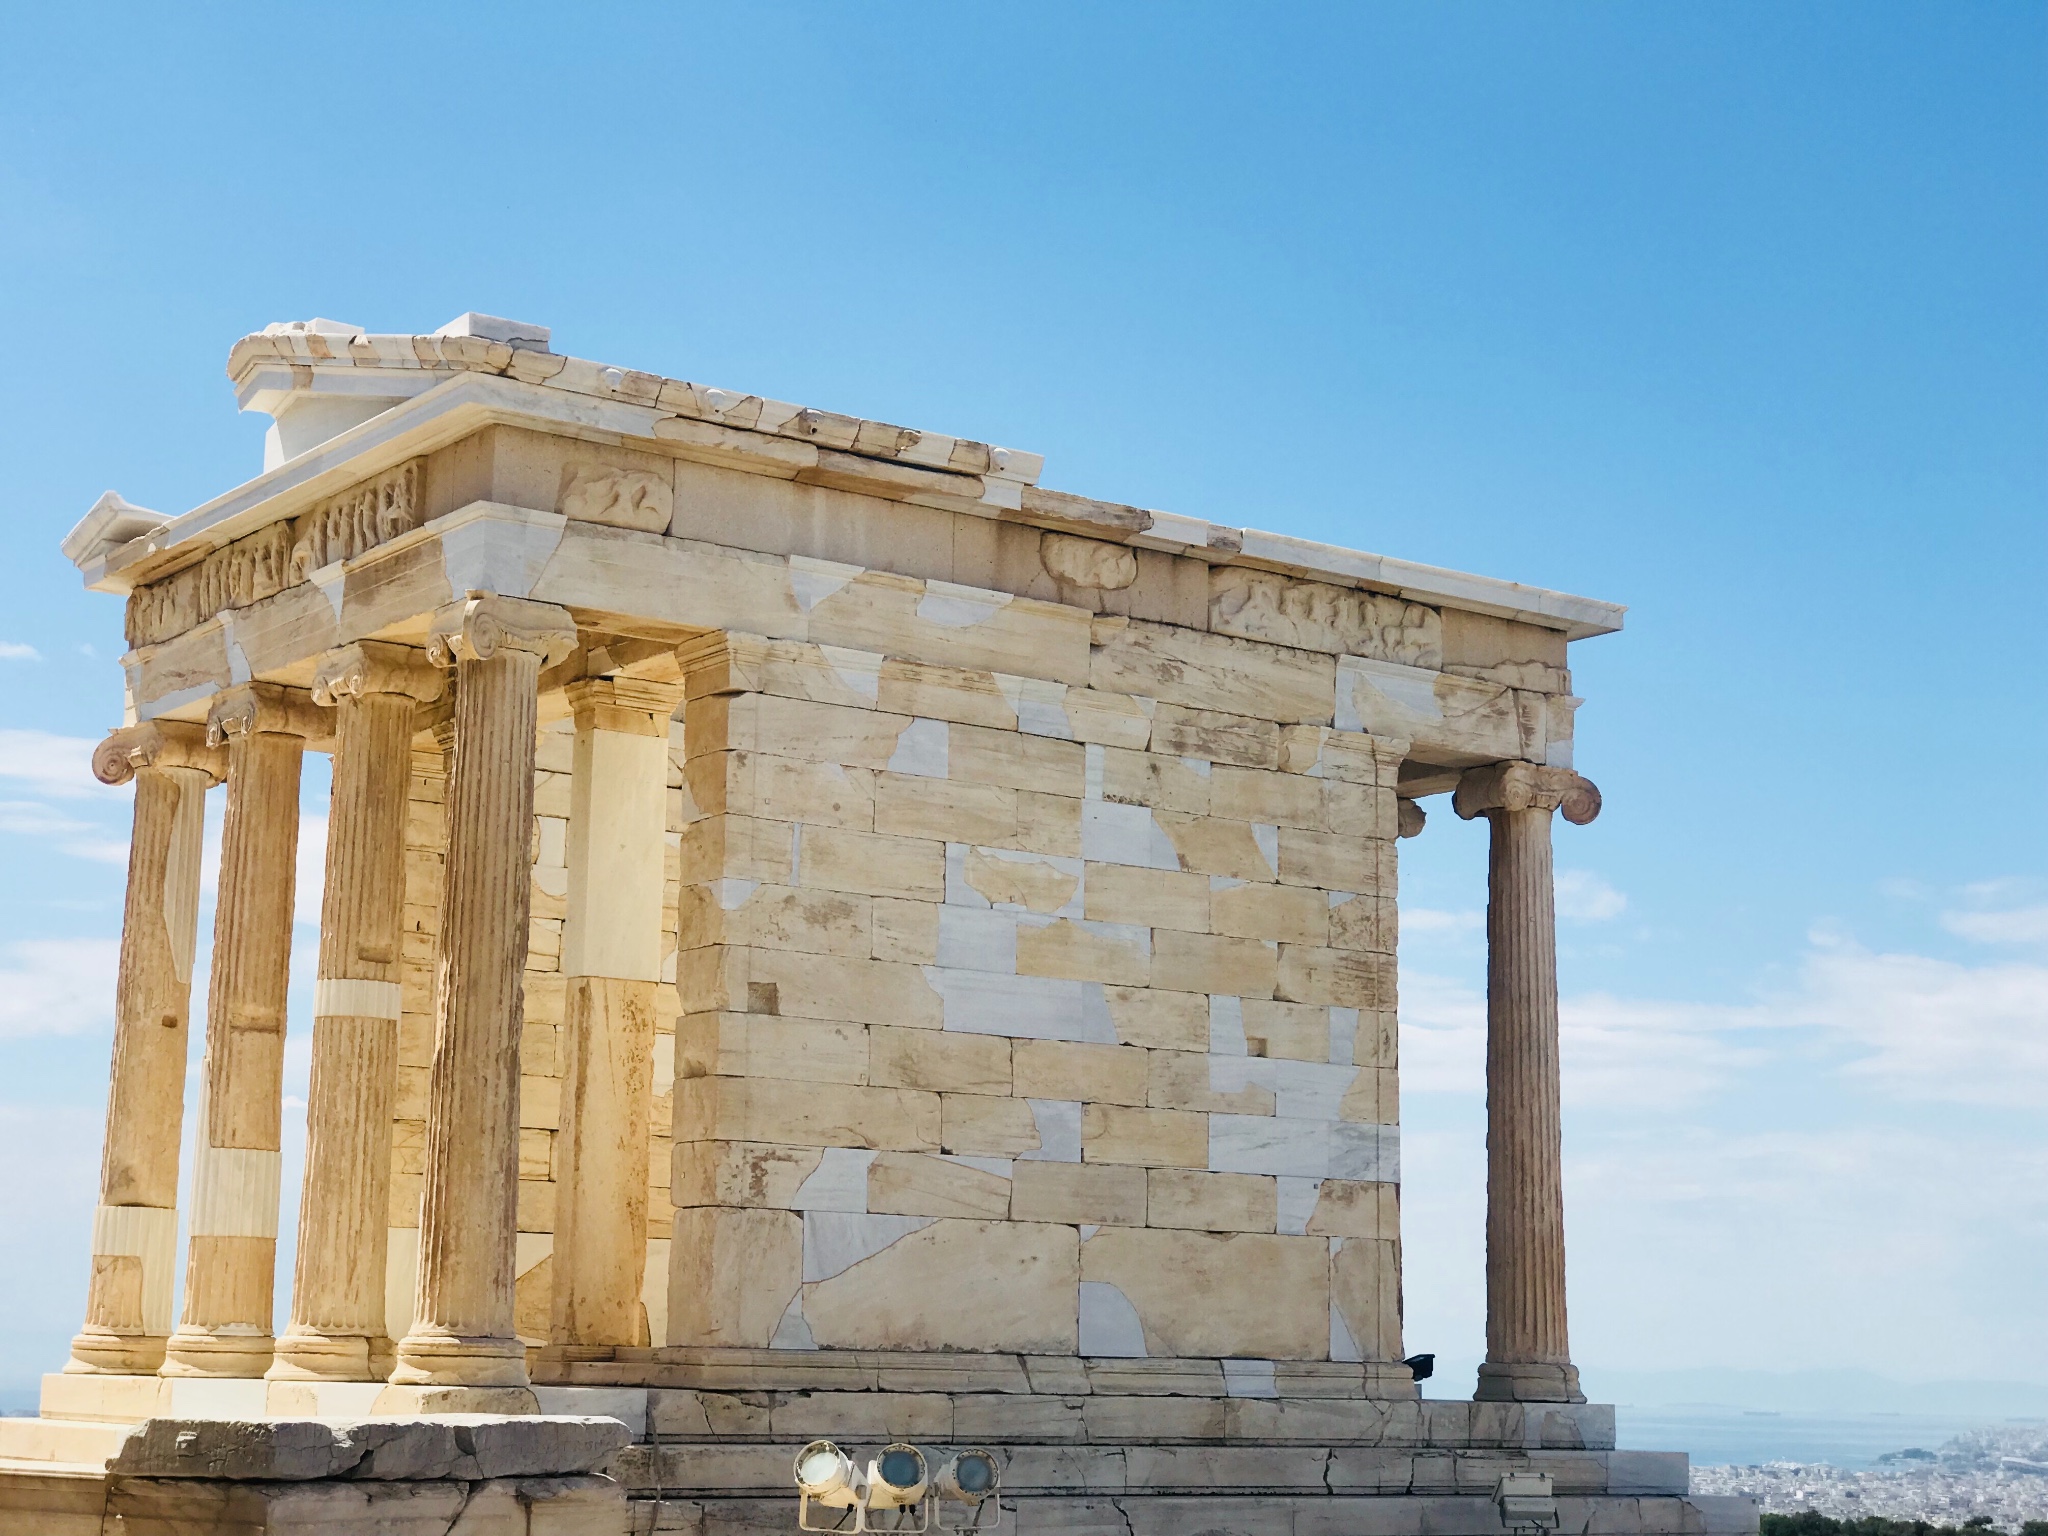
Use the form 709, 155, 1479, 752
1404, 1353, 1436, 1382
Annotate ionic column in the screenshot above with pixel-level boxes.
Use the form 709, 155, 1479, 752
270, 646, 444, 1382
67, 722, 225, 1374
385, 595, 573, 1408
162, 685, 323, 1378
1454, 760, 1602, 1405
550, 677, 678, 1350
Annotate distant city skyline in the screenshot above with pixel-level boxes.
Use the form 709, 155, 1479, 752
0, 2, 2040, 1398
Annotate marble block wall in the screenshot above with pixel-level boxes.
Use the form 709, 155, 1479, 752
664, 628, 1405, 1364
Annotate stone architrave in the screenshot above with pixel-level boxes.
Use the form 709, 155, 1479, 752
67, 722, 225, 1375
384, 595, 574, 1411
1453, 760, 1602, 1405
550, 677, 679, 1349
270, 645, 445, 1383
162, 685, 325, 1378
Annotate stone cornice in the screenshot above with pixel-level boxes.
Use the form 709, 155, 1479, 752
72, 355, 1626, 643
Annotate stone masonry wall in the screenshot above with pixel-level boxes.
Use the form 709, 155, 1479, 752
666, 627, 1405, 1363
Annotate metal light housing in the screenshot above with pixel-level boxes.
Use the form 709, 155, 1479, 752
866, 1443, 931, 1511
795, 1439, 867, 1529
934, 1449, 1002, 1529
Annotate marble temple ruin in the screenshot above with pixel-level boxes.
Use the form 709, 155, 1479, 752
0, 314, 1757, 1535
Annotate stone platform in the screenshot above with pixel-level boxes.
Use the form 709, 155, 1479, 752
0, 1413, 631, 1534
0, 1353, 1757, 1534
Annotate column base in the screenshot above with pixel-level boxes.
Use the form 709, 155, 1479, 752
64, 1328, 166, 1376
372, 1382, 540, 1415
159, 1328, 275, 1379
265, 1329, 372, 1382
1475, 1360, 1585, 1403
388, 1329, 531, 1389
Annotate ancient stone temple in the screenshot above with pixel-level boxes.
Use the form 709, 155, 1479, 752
0, 313, 1755, 1534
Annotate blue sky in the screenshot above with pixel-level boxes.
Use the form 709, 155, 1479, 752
0, 4, 2041, 1404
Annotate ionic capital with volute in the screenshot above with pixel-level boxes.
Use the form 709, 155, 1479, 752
311, 641, 447, 708
205, 682, 330, 749
92, 719, 226, 788
424, 593, 576, 669
1453, 761, 1601, 826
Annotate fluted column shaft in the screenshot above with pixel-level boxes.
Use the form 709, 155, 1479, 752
69, 723, 223, 1374
388, 596, 572, 1402
551, 679, 677, 1349
1455, 760, 1601, 1406
164, 685, 322, 1378
272, 646, 442, 1381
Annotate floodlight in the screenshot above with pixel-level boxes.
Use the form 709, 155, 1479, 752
934, 1450, 1002, 1529
795, 1440, 866, 1530
866, 1443, 930, 1512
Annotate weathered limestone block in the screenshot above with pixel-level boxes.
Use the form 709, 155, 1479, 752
1013, 1040, 1148, 1107
1081, 1228, 1329, 1358
941, 1092, 1048, 1157
1151, 931, 1277, 997
800, 1219, 1078, 1353
108, 1414, 631, 1481
1337, 655, 1522, 763
1153, 813, 1278, 883
1080, 1105, 1207, 1168
1102, 987, 1208, 1051
1211, 882, 1328, 945
669, 1142, 824, 1210
1149, 702, 1281, 769
1081, 863, 1209, 931
677, 1012, 870, 1086
1091, 615, 1335, 724
1011, 1162, 1147, 1226
1098, 746, 1211, 815
1331, 1235, 1403, 1363
868, 1025, 1012, 1094
866, 1152, 1013, 1219
676, 1076, 940, 1152
1145, 1169, 1278, 1233
668, 1207, 801, 1347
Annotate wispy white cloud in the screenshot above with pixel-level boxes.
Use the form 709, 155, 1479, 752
1556, 868, 1627, 922
1404, 906, 1483, 937
0, 939, 120, 1038
1401, 897, 2048, 1109
0, 643, 40, 661
0, 800, 128, 864
0, 730, 105, 800
1941, 903, 2048, 947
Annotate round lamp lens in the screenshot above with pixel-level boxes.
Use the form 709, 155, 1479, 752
879, 1449, 923, 1488
798, 1450, 842, 1486
956, 1454, 995, 1495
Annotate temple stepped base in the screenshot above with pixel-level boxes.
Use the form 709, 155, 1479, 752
0, 1375, 1758, 1536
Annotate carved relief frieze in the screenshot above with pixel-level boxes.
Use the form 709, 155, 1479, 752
123, 460, 423, 649
556, 463, 672, 533
1210, 567, 1442, 667
289, 458, 424, 580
